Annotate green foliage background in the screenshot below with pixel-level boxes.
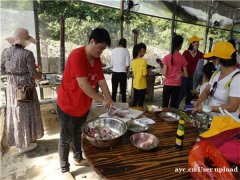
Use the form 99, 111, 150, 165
38, 0, 238, 62
0, 0, 238, 72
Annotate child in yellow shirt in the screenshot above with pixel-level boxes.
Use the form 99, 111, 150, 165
131, 43, 147, 106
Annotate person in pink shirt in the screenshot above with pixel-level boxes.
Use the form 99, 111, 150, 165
162, 35, 188, 108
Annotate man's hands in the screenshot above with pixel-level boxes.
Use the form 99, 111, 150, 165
98, 79, 113, 108
102, 98, 113, 109
98, 93, 112, 109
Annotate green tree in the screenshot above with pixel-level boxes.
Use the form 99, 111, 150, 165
38, 0, 239, 58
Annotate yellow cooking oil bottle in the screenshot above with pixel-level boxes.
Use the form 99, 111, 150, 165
176, 119, 185, 150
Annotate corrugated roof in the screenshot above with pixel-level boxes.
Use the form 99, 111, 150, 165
222, 1, 240, 8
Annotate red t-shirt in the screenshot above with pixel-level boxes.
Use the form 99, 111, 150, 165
182, 50, 203, 75
162, 52, 188, 86
57, 46, 104, 117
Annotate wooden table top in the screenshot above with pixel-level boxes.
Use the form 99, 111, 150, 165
82, 110, 198, 180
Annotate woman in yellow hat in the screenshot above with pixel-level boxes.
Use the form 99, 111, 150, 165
193, 41, 240, 118
177, 35, 204, 108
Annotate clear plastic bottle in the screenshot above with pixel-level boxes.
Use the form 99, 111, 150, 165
176, 120, 185, 150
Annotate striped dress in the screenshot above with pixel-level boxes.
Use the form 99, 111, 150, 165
0, 45, 44, 149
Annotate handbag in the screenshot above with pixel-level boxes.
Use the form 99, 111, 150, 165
16, 85, 34, 102
7, 48, 34, 102
10, 71, 34, 102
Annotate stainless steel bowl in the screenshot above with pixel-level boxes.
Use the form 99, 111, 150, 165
190, 112, 212, 133
126, 119, 149, 132
82, 118, 127, 148
159, 111, 180, 123
130, 132, 159, 151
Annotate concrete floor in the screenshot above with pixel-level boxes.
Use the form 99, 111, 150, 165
0, 103, 102, 180
0, 86, 186, 180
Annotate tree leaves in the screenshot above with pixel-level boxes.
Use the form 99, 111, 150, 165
38, 0, 237, 53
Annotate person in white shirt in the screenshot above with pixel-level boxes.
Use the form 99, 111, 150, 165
193, 41, 240, 117
111, 38, 130, 102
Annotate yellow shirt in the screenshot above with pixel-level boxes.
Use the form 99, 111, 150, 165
131, 57, 147, 89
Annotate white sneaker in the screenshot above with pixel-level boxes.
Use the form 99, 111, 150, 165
19, 143, 38, 154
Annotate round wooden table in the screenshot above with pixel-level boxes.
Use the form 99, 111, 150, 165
82, 110, 198, 179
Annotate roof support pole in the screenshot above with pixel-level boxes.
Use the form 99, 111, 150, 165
204, 1, 219, 54
170, 0, 177, 52
59, 16, 65, 74
120, 0, 125, 38
204, 2, 212, 54
33, 0, 44, 99
33, 0, 41, 67
230, 8, 238, 39
132, 29, 138, 46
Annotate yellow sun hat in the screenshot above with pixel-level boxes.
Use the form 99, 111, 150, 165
204, 41, 236, 60
188, 35, 203, 44
200, 116, 240, 138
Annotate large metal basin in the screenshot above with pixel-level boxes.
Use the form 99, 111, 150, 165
82, 118, 127, 148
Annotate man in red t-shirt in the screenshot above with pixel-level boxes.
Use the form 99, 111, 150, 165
57, 28, 112, 178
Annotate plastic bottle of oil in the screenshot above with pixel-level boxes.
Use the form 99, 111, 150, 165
176, 120, 185, 150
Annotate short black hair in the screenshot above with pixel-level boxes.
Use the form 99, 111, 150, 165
132, 43, 146, 59
219, 51, 237, 67
119, 38, 127, 48
89, 27, 111, 46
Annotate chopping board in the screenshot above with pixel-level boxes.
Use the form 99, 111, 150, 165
99, 108, 143, 123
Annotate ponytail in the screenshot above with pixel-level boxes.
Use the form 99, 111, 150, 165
170, 34, 183, 65
170, 42, 174, 65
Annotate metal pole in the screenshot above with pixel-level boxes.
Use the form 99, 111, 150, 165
120, 0, 124, 38
60, 16, 65, 74
33, 0, 41, 67
132, 29, 138, 46
230, 9, 237, 39
170, 0, 177, 52
204, 1, 214, 54
208, 37, 213, 52
230, 26, 234, 40
33, 0, 44, 99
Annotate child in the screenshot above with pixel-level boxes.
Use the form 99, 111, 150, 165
131, 43, 147, 106
194, 62, 216, 96
162, 35, 188, 108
